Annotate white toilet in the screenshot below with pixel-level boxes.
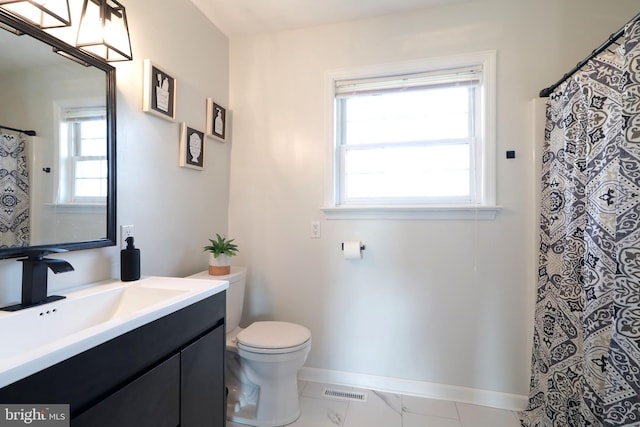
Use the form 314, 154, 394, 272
188, 267, 311, 427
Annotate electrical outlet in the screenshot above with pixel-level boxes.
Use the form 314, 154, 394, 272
311, 221, 321, 239
120, 225, 134, 249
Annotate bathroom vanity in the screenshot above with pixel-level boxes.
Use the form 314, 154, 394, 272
0, 277, 227, 426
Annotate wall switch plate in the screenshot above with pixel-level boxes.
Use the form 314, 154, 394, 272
311, 221, 321, 239
120, 225, 134, 249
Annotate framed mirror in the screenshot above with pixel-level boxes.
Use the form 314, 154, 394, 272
0, 10, 116, 259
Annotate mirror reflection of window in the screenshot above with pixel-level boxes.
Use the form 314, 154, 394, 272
58, 106, 107, 205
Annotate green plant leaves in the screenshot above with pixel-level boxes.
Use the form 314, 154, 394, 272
203, 233, 238, 258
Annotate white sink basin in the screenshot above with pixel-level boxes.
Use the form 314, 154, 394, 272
0, 276, 228, 388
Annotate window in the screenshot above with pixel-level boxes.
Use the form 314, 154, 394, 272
324, 52, 497, 219
58, 106, 107, 204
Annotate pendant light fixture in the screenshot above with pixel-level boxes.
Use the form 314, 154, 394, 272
0, 0, 71, 28
76, 0, 132, 62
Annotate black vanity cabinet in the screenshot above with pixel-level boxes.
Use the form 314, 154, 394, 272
0, 291, 226, 427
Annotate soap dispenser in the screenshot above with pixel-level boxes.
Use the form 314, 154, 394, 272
121, 236, 140, 281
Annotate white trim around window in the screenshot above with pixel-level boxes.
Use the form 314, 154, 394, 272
322, 51, 500, 220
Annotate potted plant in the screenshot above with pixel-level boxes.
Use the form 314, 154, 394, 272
203, 234, 238, 275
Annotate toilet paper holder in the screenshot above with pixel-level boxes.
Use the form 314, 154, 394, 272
341, 242, 366, 251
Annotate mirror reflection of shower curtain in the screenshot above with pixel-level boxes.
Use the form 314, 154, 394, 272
0, 132, 29, 247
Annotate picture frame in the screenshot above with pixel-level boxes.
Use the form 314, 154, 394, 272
179, 123, 205, 170
206, 98, 227, 142
142, 59, 176, 121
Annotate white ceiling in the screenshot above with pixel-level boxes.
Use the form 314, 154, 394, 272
189, 0, 469, 38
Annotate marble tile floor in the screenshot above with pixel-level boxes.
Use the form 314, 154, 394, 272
227, 380, 522, 427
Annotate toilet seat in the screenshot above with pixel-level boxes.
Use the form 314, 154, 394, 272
236, 321, 311, 354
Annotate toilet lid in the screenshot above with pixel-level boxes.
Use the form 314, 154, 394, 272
236, 321, 311, 350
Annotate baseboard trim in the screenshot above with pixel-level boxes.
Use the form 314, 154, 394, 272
298, 367, 527, 412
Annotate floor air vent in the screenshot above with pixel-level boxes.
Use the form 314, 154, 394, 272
323, 388, 368, 402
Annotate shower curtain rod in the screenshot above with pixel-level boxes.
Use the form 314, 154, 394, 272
539, 11, 640, 98
0, 125, 36, 136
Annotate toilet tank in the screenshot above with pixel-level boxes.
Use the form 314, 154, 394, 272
187, 266, 247, 332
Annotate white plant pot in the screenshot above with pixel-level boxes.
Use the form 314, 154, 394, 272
209, 253, 231, 275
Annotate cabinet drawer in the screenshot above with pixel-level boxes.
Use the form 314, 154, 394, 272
73, 354, 180, 427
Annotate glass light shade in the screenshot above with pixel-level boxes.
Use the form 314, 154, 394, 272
76, 0, 131, 62
0, 0, 71, 28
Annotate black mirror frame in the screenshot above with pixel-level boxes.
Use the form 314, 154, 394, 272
0, 10, 117, 259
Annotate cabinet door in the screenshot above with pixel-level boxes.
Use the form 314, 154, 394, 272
181, 326, 225, 427
73, 354, 180, 427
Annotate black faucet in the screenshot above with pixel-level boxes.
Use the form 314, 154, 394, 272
1, 249, 75, 312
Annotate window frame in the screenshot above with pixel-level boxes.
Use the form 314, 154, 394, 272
54, 100, 108, 206
322, 51, 499, 220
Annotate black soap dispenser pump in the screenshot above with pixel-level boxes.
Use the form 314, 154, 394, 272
121, 236, 140, 282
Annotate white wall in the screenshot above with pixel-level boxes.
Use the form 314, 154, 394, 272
227, 0, 639, 407
0, 0, 230, 303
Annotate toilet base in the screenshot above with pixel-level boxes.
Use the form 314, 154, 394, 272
226, 372, 303, 426
228, 402, 300, 427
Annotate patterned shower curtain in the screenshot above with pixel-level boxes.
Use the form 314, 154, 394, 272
521, 20, 640, 427
0, 133, 30, 247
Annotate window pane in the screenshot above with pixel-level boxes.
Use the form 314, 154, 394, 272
75, 178, 106, 198
76, 160, 107, 178
78, 120, 106, 156
344, 144, 470, 199
343, 86, 471, 145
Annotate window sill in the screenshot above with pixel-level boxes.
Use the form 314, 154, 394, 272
321, 205, 502, 220
45, 203, 106, 213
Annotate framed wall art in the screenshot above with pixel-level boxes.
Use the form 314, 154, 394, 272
206, 98, 227, 142
179, 123, 205, 170
143, 59, 176, 121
